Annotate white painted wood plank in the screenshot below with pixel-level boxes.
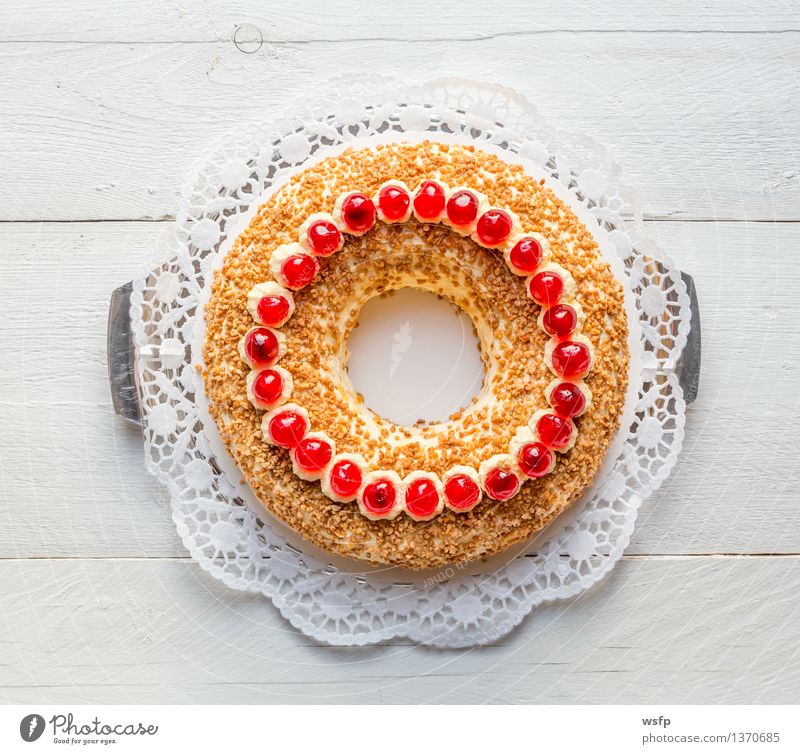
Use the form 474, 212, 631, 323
2, 0, 798, 41
629, 220, 800, 555
0, 222, 183, 559
0, 33, 798, 222
1, 220, 798, 558
0, 556, 797, 703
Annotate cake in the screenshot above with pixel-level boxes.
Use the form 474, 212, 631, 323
202, 141, 629, 569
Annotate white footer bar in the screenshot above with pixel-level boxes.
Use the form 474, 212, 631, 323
0, 704, 796, 752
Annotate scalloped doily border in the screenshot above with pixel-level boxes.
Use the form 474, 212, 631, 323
131, 77, 689, 647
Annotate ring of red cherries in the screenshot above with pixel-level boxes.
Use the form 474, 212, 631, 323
237, 178, 594, 522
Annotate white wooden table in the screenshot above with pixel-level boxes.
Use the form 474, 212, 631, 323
2, 1, 799, 704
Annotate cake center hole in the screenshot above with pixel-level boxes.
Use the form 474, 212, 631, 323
347, 287, 485, 426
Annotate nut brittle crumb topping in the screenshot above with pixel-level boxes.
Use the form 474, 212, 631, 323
202, 141, 628, 570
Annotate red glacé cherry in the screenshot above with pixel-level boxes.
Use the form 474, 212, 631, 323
252, 369, 284, 405
536, 413, 574, 449
256, 295, 290, 327
281, 254, 318, 289
362, 479, 396, 515
549, 382, 586, 417
413, 180, 446, 220
341, 193, 376, 233
484, 468, 520, 501
444, 474, 481, 510
293, 437, 333, 471
244, 327, 280, 366
528, 271, 564, 305
476, 209, 513, 246
446, 190, 479, 226
551, 341, 592, 378
268, 410, 308, 448
518, 442, 553, 478
509, 237, 543, 273
378, 185, 410, 221
405, 479, 440, 518
307, 220, 342, 256
541, 304, 578, 338
329, 460, 363, 498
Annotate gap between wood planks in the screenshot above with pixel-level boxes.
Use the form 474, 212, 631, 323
4, 29, 800, 45
2, 217, 800, 225
1, 554, 798, 561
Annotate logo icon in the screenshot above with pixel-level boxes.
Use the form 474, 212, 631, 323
390, 320, 413, 377
20, 714, 45, 742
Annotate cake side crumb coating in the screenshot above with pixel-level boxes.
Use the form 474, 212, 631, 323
202, 141, 629, 570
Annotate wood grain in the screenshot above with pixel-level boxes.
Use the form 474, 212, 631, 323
2, 0, 799, 41
0, 32, 798, 222
1, 556, 797, 703
2, 220, 798, 558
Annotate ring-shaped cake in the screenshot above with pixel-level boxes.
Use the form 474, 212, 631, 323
203, 141, 629, 569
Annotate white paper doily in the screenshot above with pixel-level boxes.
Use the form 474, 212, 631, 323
130, 78, 690, 648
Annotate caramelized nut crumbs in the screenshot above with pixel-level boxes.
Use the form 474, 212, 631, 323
202, 142, 628, 569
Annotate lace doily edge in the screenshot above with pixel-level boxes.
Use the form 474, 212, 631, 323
139, 377, 683, 648
130, 77, 691, 647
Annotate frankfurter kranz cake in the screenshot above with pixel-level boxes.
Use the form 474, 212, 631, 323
203, 141, 628, 569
